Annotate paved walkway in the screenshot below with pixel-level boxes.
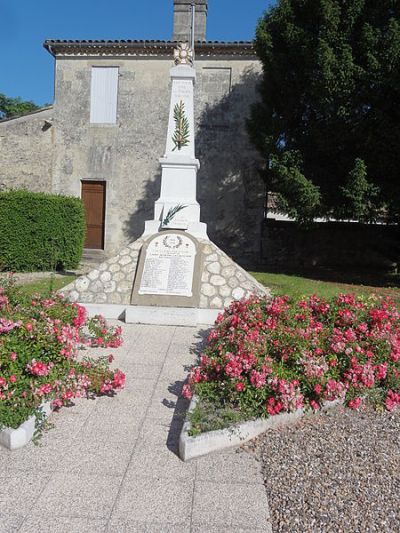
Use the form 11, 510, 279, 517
0, 324, 272, 532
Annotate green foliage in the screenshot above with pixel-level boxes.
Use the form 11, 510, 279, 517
270, 151, 321, 224
340, 158, 380, 221
0, 93, 42, 119
0, 280, 124, 432
248, 0, 400, 224
18, 275, 77, 298
185, 294, 400, 434
0, 190, 85, 272
172, 100, 190, 151
251, 271, 400, 306
188, 401, 244, 436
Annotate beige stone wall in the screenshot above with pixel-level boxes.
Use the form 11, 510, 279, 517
0, 55, 264, 265
0, 108, 54, 192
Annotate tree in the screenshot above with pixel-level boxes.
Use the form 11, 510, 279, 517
248, 0, 400, 224
0, 93, 41, 120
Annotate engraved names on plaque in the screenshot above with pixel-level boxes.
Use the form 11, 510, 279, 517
173, 79, 192, 100
138, 234, 196, 297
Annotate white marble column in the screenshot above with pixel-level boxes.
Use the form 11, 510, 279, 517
144, 46, 208, 239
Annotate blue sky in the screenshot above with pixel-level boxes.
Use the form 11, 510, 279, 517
0, 0, 273, 106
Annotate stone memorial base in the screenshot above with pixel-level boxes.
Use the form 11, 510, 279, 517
61, 232, 271, 326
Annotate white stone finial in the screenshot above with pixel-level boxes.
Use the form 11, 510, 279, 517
174, 43, 194, 66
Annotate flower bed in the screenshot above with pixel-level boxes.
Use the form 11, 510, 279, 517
183, 294, 400, 435
0, 275, 125, 444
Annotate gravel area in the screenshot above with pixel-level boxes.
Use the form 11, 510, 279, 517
253, 406, 400, 532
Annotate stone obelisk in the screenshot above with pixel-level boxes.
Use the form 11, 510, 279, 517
143, 43, 207, 239
61, 43, 270, 325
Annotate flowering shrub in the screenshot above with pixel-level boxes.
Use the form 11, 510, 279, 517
85, 315, 123, 348
184, 294, 400, 430
0, 278, 125, 431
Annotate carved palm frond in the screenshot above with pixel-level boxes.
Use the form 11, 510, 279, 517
162, 204, 187, 226
172, 100, 190, 151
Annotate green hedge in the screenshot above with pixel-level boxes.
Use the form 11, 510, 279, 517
0, 190, 86, 272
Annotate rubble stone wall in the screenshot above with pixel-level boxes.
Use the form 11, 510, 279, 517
62, 235, 270, 309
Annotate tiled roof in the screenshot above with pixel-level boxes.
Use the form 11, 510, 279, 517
43, 40, 256, 58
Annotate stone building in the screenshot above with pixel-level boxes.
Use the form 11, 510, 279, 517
0, 0, 264, 265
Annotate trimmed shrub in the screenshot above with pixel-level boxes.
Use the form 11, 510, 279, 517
0, 190, 85, 271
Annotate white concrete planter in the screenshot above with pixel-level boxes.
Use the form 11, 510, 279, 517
0, 401, 52, 451
179, 395, 343, 461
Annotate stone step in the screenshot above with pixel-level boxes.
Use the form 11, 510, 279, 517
82, 249, 107, 261
78, 249, 107, 275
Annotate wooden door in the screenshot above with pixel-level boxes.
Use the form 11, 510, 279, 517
81, 181, 106, 249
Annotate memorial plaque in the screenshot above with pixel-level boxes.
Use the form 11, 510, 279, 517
138, 233, 196, 297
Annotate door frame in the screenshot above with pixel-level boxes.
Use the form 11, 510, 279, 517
81, 179, 107, 250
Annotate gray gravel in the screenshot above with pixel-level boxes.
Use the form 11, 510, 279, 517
252, 406, 400, 533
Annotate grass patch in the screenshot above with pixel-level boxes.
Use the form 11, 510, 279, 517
188, 400, 245, 436
18, 275, 76, 298
251, 271, 400, 306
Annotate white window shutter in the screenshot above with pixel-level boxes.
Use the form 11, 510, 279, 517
90, 67, 119, 124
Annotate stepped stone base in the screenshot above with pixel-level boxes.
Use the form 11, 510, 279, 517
62, 234, 271, 312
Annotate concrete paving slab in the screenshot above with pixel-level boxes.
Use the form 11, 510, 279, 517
57, 438, 136, 476
119, 377, 159, 394
1, 323, 272, 532
78, 411, 142, 438
110, 475, 194, 524
194, 450, 263, 485
31, 473, 123, 519
136, 416, 183, 451
118, 363, 163, 381
107, 519, 190, 532
0, 440, 63, 475
126, 348, 174, 366
125, 445, 196, 480
0, 513, 25, 533
0, 473, 52, 515
192, 527, 272, 533
158, 364, 194, 381
146, 380, 187, 421
18, 516, 108, 533
192, 481, 271, 529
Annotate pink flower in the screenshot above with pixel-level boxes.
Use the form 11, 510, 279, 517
26, 323, 33, 332
250, 369, 266, 389
9, 375, 16, 383
310, 400, 320, 410
348, 397, 362, 410
39, 383, 52, 395
10, 352, 17, 361
182, 383, 192, 400
52, 398, 63, 409
374, 363, 388, 381
112, 370, 126, 389
385, 390, 400, 412
26, 359, 50, 377
63, 390, 74, 401
235, 381, 245, 392
314, 384, 322, 395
